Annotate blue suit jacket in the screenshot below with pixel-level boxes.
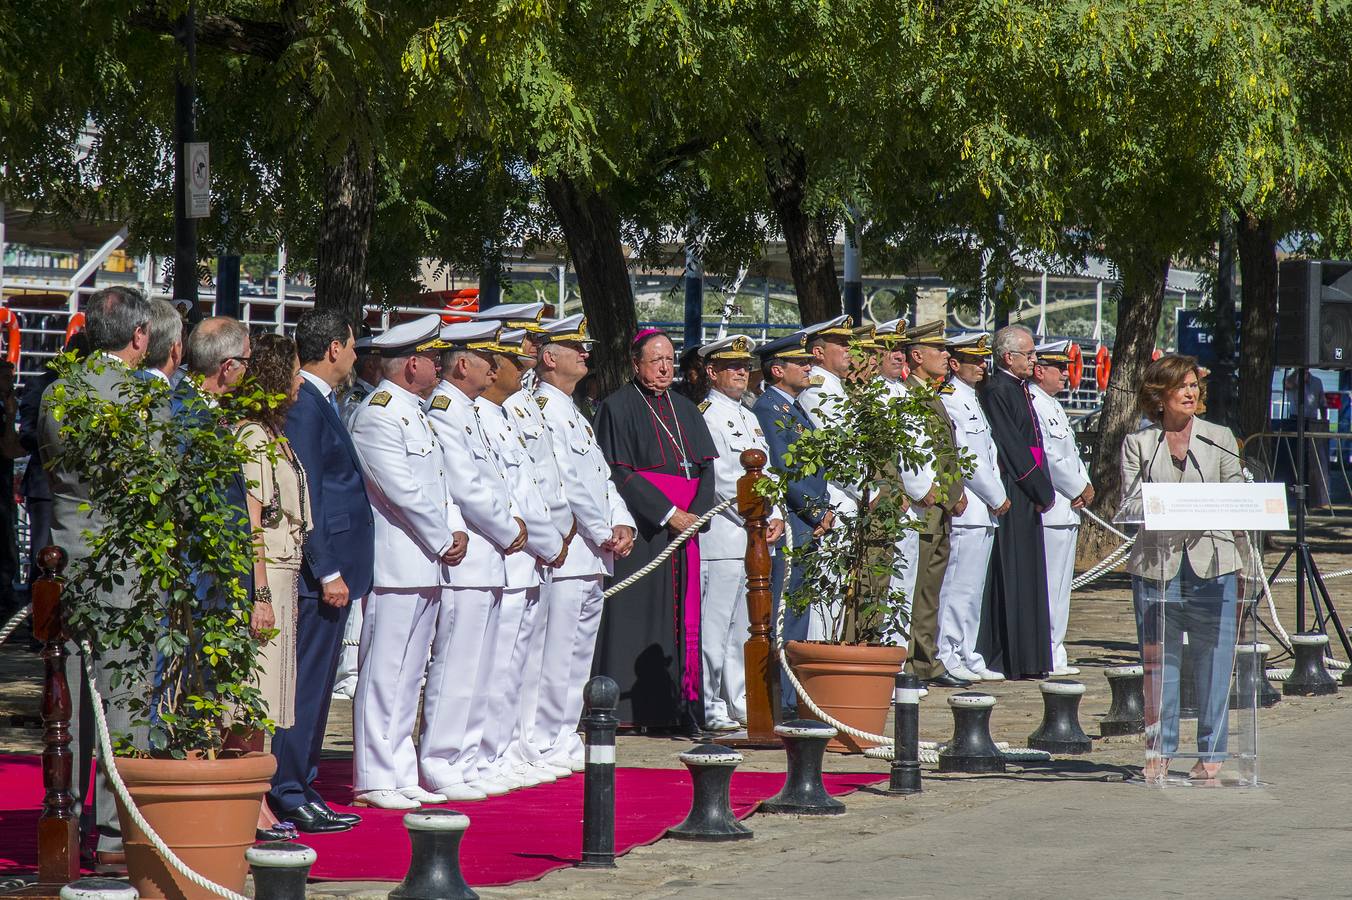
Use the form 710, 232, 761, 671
753, 387, 829, 546
285, 378, 374, 600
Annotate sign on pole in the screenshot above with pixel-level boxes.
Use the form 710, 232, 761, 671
186, 142, 210, 219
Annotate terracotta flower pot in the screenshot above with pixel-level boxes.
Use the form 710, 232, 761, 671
114, 752, 277, 900
786, 641, 907, 753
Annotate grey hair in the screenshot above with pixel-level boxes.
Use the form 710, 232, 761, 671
184, 316, 249, 375
143, 299, 184, 371
84, 286, 152, 352
380, 356, 408, 379
992, 325, 1033, 370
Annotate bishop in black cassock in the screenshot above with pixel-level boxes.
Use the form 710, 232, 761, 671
977, 357, 1056, 678
593, 340, 718, 730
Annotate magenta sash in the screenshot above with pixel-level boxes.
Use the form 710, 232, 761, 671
636, 470, 702, 702
1030, 446, 1045, 468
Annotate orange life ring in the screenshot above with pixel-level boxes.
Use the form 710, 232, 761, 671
439, 288, 480, 324
1095, 344, 1111, 392
64, 311, 86, 346
1066, 342, 1084, 391
0, 308, 19, 367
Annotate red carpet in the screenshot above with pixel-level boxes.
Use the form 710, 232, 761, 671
0, 754, 885, 886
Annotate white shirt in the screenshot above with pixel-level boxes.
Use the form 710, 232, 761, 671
941, 378, 1008, 528
425, 380, 516, 589
348, 379, 464, 589
882, 376, 935, 511
798, 365, 859, 514
536, 380, 635, 578
1030, 384, 1090, 527
700, 388, 784, 560
299, 367, 343, 584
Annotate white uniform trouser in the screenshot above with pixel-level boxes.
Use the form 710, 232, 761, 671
419, 586, 501, 791
700, 558, 749, 722
936, 525, 995, 673
1044, 524, 1078, 670
470, 587, 535, 781
333, 595, 363, 698
504, 586, 549, 769
530, 574, 604, 763
881, 529, 921, 646
353, 587, 439, 792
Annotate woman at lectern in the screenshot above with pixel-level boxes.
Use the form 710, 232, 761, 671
1120, 354, 1245, 782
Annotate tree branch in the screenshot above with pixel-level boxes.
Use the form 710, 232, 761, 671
130, 7, 299, 62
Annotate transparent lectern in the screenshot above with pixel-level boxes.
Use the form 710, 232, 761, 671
1131, 526, 1262, 787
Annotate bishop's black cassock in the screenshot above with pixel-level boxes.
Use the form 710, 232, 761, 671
593, 381, 718, 728
977, 367, 1056, 678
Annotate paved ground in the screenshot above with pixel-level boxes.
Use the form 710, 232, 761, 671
3, 520, 1352, 898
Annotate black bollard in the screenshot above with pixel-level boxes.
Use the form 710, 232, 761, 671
246, 841, 316, 900
759, 720, 846, 816
1027, 680, 1092, 755
1283, 632, 1339, 696
1231, 643, 1281, 709
1179, 634, 1198, 719
888, 672, 922, 795
937, 692, 1006, 774
580, 676, 619, 869
59, 879, 138, 900
667, 745, 753, 841
1100, 665, 1146, 737
388, 810, 478, 900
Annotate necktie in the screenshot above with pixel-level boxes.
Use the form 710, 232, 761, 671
328, 390, 342, 419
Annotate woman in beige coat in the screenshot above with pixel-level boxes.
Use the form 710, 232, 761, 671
1121, 354, 1245, 783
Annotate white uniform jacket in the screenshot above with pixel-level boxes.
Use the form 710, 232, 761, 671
348, 379, 465, 590
700, 389, 784, 561
941, 378, 1009, 528
798, 365, 860, 514
476, 395, 566, 590
505, 387, 573, 538
425, 381, 514, 589
882, 376, 936, 512
536, 380, 635, 579
1030, 384, 1090, 527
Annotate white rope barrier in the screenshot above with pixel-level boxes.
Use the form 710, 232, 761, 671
0, 603, 30, 646
78, 640, 251, 900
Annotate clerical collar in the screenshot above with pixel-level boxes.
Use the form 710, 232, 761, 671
998, 367, 1024, 384
635, 380, 672, 398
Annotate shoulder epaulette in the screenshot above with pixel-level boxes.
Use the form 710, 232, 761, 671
536, 395, 549, 410
698, 400, 711, 413
368, 391, 391, 408
430, 394, 451, 411
809, 375, 825, 387
938, 382, 955, 395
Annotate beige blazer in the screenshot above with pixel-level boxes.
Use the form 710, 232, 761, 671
1120, 417, 1245, 581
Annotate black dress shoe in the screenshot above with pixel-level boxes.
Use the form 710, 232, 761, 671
309, 798, 361, 826
926, 672, 972, 689
277, 802, 352, 834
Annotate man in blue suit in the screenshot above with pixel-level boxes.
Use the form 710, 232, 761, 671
752, 332, 832, 713
267, 309, 375, 834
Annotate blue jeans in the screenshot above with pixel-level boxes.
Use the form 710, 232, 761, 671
1132, 558, 1239, 761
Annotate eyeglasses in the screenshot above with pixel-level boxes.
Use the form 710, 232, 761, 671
227, 356, 251, 366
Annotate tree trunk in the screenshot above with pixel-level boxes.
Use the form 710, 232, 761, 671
1208, 211, 1238, 430
759, 138, 841, 325
1237, 210, 1278, 444
1079, 251, 1171, 563
314, 138, 375, 326
542, 174, 638, 396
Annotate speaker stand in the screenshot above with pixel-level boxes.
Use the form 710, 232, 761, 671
1266, 366, 1352, 660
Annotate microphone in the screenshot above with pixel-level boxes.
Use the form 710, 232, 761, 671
1195, 433, 1255, 483
1143, 429, 1166, 483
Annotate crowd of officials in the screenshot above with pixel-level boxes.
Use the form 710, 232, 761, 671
37, 283, 1201, 868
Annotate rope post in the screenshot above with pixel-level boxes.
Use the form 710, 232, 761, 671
887, 673, 922, 795
388, 811, 477, 900
579, 676, 618, 870
34, 545, 78, 886
1231, 643, 1281, 709
1027, 680, 1092, 755
1283, 632, 1338, 696
1100, 665, 1146, 737
667, 745, 752, 842
758, 720, 845, 816
737, 448, 779, 741
59, 878, 137, 900
245, 841, 316, 900
937, 693, 1006, 775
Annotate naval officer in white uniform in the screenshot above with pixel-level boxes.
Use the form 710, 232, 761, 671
1031, 339, 1093, 676
874, 319, 922, 644
937, 333, 1010, 682
697, 335, 786, 731
533, 315, 635, 770
348, 315, 468, 810
422, 320, 528, 800
473, 328, 568, 792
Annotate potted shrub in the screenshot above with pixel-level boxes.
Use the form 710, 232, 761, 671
761, 362, 968, 751
44, 355, 278, 899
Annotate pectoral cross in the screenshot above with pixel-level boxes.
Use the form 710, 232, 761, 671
679, 458, 697, 477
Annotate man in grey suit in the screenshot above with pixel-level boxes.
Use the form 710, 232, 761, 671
39, 285, 154, 870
